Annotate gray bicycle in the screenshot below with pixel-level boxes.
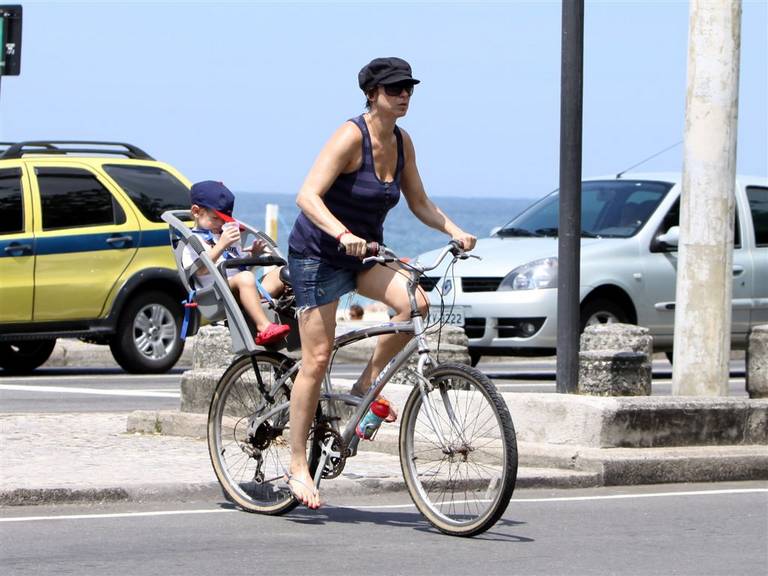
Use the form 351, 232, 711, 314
162, 211, 517, 537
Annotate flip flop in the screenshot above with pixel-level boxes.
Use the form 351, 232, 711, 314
282, 473, 321, 509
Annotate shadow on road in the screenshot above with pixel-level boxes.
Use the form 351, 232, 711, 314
279, 505, 534, 542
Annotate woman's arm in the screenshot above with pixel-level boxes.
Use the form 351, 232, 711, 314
399, 130, 477, 250
295, 123, 369, 258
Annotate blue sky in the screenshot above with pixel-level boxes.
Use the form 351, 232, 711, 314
2, 0, 766, 198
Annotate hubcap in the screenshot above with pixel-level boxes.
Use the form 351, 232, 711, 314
133, 304, 177, 360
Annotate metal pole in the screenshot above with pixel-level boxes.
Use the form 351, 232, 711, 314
556, 0, 584, 394
672, 0, 742, 396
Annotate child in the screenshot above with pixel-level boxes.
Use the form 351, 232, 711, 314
182, 180, 290, 346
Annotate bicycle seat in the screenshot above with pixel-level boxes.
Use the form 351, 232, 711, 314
278, 265, 292, 287
161, 210, 295, 356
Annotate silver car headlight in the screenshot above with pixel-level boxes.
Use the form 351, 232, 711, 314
498, 257, 558, 291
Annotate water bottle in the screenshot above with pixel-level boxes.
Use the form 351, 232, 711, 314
355, 397, 391, 440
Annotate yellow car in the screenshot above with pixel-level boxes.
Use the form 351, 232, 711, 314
0, 141, 192, 373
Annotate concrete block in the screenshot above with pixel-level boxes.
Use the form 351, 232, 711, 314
578, 350, 652, 396
503, 393, 768, 448
580, 323, 653, 357
127, 410, 207, 438
192, 325, 236, 370
747, 324, 768, 398
180, 369, 223, 413
579, 324, 652, 396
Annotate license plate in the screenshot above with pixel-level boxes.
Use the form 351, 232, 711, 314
427, 306, 466, 327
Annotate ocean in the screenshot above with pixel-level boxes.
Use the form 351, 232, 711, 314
232, 191, 537, 259
229, 191, 537, 311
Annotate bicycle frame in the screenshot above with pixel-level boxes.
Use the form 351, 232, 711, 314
245, 242, 468, 489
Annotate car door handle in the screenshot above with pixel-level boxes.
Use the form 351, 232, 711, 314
3, 243, 32, 256
732, 265, 745, 277
106, 235, 133, 248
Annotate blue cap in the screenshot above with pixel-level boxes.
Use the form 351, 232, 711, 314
190, 180, 235, 222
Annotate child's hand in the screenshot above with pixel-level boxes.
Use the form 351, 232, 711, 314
218, 223, 241, 248
246, 238, 267, 255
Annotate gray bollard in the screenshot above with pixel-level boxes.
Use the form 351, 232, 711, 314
579, 323, 652, 396
746, 325, 768, 399
389, 325, 471, 385
578, 350, 652, 396
580, 323, 652, 358
191, 324, 236, 370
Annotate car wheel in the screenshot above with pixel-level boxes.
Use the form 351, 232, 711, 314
580, 298, 630, 332
0, 339, 57, 374
110, 291, 184, 374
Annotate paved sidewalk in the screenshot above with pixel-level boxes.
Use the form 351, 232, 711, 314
0, 411, 592, 506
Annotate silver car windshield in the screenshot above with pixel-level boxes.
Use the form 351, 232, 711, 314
498, 180, 674, 239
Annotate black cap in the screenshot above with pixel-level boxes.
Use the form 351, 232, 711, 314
358, 57, 420, 91
190, 180, 235, 222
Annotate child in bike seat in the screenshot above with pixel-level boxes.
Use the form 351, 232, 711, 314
182, 180, 290, 346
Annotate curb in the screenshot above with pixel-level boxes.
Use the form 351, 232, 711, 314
0, 468, 599, 507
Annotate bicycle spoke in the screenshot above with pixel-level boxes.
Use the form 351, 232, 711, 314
401, 364, 517, 536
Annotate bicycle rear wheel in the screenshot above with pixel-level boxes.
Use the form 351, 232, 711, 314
399, 363, 518, 536
207, 352, 320, 515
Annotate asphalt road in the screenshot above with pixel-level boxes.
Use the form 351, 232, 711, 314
0, 360, 749, 413
2, 482, 766, 576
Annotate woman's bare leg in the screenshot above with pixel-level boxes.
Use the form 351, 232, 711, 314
288, 300, 338, 509
354, 265, 429, 395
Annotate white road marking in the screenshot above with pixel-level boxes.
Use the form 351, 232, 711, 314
0, 384, 179, 398
0, 509, 235, 523
1, 374, 180, 382
1, 488, 764, 523
351, 488, 768, 508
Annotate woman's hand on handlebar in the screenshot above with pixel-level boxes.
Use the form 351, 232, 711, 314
452, 230, 477, 251
339, 232, 368, 259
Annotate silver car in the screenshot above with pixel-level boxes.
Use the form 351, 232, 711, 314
418, 173, 768, 364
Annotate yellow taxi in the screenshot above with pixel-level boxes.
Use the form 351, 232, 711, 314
0, 141, 191, 373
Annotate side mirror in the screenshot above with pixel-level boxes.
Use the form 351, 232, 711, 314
655, 226, 680, 249
490, 226, 501, 237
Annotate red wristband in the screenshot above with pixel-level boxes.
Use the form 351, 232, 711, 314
335, 229, 350, 241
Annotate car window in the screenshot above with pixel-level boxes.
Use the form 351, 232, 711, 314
36, 167, 126, 230
656, 197, 741, 248
498, 180, 673, 238
103, 164, 190, 222
747, 186, 768, 247
0, 168, 23, 235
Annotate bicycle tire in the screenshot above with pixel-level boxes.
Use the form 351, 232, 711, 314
207, 352, 321, 515
399, 362, 518, 536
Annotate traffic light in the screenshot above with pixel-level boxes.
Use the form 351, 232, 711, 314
0, 5, 22, 76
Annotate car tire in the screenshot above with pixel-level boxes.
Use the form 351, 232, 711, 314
580, 298, 630, 332
110, 290, 184, 374
0, 339, 57, 374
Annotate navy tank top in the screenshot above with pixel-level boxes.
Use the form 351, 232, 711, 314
289, 114, 404, 271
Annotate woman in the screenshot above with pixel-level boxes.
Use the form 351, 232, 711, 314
286, 57, 477, 508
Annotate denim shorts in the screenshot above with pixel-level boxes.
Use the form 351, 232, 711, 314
288, 250, 357, 310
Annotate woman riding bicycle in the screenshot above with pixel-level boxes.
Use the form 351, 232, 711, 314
286, 57, 476, 509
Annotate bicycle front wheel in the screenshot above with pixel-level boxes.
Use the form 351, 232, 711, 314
399, 363, 518, 536
207, 352, 320, 515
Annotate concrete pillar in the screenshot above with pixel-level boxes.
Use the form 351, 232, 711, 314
672, 0, 742, 396
746, 325, 768, 398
